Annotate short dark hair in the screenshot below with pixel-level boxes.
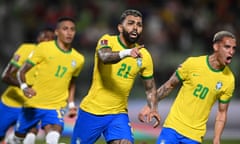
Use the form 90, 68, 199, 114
56, 16, 76, 28
213, 31, 236, 43
119, 9, 142, 24
41, 27, 54, 33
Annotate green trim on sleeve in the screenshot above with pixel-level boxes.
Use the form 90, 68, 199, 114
175, 70, 183, 81
219, 99, 231, 104
99, 46, 111, 50
10, 60, 20, 68
26, 59, 35, 66
140, 75, 153, 80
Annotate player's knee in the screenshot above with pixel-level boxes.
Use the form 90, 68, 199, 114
45, 131, 60, 144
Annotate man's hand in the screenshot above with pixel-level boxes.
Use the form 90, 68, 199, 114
138, 104, 161, 128
130, 45, 144, 58
22, 87, 36, 98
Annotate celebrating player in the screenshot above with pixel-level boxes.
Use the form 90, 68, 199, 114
71, 9, 160, 144
138, 30, 237, 144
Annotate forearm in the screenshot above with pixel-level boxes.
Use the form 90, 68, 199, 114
1, 63, 20, 86
213, 112, 227, 142
16, 63, 32, 89
157, 72, 179, 101
146, 88, 158, 110
2, 74, 19, 86
144, 78, 158, 110
98, 49, 122, 64
157, 84, 174, 101
98, 45, 143, 64
68, 80, 76, 108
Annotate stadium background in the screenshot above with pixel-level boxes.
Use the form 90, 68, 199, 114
0, 0, 240, 142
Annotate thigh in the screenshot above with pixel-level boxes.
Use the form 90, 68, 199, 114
71, 109, 108, 144
0, 102, 21, 136
156, 127, 179, 144
104, 114, 134, 144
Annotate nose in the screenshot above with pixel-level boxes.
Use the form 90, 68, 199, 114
229, 47, 235, 55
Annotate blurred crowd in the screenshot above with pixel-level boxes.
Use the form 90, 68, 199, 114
1, 0, 240, 99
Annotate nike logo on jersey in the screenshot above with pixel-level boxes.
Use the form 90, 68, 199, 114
192, 73, 199, 76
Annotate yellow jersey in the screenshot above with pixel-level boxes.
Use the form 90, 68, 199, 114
80, 34, 154, 115
164, 55, 235, 142
1, 43, 37, 107
24, 40, 85, 109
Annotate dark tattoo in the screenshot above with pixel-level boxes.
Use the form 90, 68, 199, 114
98, 48, 121, 64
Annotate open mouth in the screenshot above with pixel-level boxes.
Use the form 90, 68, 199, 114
225, 56, 232, 64
130, 31, 138, 38
226, 56, 232, 61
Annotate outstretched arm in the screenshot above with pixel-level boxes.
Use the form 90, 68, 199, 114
97, 45, 144, 64
156, 72, 180, 101
213, 102, 229, 144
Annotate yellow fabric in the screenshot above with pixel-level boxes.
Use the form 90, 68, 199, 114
164, 55, 235, 142
24, 40, 85, 109
80, 34, 154, 115
1, 43, 36, 107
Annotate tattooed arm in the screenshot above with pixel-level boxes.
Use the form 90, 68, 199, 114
97, 45, 144, 64
138, 71, 180, 126
157, 71, 180, 101
143, 77, 161, 128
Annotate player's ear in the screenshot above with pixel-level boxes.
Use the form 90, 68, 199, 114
54, 30, 58, 37
213, 43, 218, 51
118, 24, 123, 33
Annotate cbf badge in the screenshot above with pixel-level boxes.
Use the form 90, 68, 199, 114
137, 58, 142, 67
215, 81, 223, 90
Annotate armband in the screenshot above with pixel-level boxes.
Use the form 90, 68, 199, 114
119, 49, 132, 59
20, 83, 28, 90
68, 102, 75, 109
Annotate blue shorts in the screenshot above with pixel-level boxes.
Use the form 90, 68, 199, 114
156, 127, 200, 144
15, 108, 65, 134
0, 101, 21, 137
71, 109, 134, 144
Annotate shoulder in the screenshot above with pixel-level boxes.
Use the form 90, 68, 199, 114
183, 55, 206, 64
98, 34, 117, 42
71, 49, 85, 61
17, 43, 36, 50
224, 66, 235, 78
37, 40, 55, 47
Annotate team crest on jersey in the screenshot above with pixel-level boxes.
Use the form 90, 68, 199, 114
137, 58, 142, 67
215, 81, 223, 90
71, 60, 77, 67
100, 39, 108, 46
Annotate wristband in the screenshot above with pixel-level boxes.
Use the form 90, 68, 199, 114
68, 102, 75, 109
20, 83, 28, 90
119, 49, 132, 59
